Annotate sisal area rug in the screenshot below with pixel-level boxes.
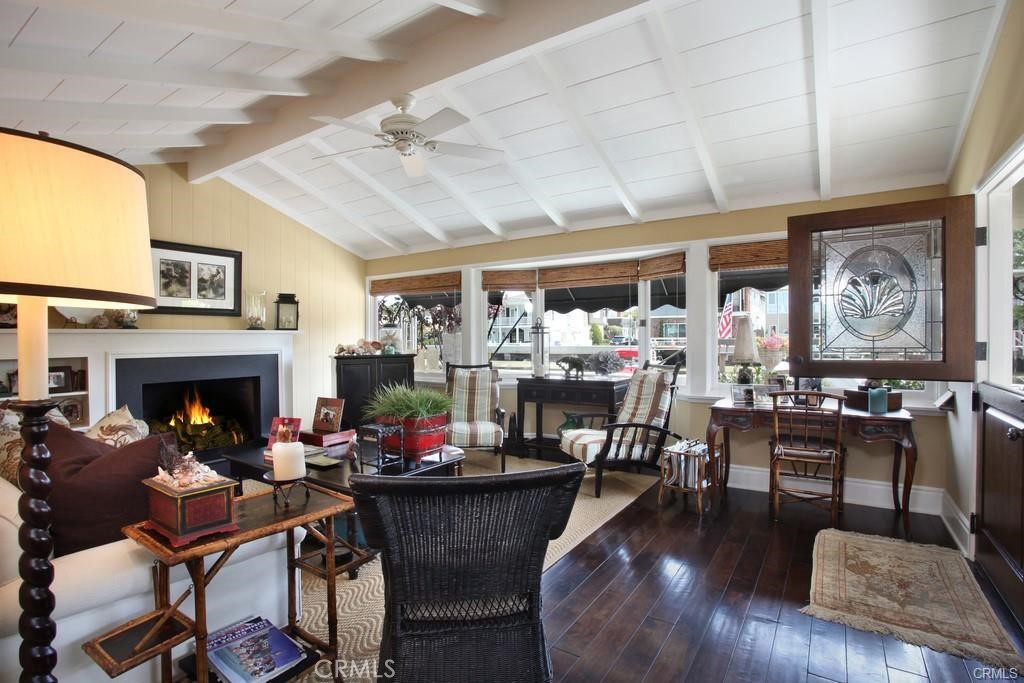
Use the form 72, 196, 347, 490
803, 529, 1024, 669
288, 451, 656, 682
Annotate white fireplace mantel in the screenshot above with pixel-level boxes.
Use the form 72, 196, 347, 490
0, 329, 296, 425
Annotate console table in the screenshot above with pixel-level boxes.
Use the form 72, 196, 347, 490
516, 376, 631, 455
706, 398, 918, 534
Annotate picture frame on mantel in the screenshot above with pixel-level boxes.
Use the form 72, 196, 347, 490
145, 240, 242, 316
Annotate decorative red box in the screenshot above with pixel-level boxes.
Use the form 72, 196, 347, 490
299, 428, 355, 448
377, 414, 447, 461
142, 477, 239, 547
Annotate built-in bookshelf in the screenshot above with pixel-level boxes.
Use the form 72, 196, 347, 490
0, 356, 89, 428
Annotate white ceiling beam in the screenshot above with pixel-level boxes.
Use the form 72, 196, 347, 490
22, 0, 405, 62
0, 98, 271, 124
222, 171, 370, 259
643, 9, 729, 213
531, 54, 643, 222
119, 151, 192, 165
0, 47, 328, 96
60, 132, 223, 149
186, 0, 649, 182
424, 164, 506, 239
809, 0, 832, 201
308, 137, 453, 246
259, 156, 407, 254
436, 89, 568, 230
430, 0, 504, 20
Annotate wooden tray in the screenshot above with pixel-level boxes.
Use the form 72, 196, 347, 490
82, 608, 195, 677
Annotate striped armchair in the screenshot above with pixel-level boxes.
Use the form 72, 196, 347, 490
559, 361, 682, 497
444, 363, 507, 470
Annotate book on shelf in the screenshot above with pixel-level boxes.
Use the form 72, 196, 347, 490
263, 443, 327, 462
207, 615, 305, 683
299, 428, 355, 448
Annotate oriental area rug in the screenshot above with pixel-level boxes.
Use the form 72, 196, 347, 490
246, 451, 655, 682
802, 529, 1024, 669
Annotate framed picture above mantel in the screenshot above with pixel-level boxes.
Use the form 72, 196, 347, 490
145, 240, 242, 316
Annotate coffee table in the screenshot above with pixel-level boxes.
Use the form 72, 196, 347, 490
221, 444, 465, 578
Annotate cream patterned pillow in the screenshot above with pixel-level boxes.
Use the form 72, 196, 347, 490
0, 428, 21, 488
84, 405, 146, 448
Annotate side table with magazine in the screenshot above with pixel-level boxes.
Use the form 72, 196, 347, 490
659, 438, 719, 517
82, 483, 352, 683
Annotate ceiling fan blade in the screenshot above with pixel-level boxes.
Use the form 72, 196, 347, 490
400, 153, 426, 178
311, 115, 381, 138
414, 107, 469, 138
430, 140, 503, 162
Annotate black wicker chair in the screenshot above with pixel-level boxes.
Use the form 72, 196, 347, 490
350, 462, 586, 683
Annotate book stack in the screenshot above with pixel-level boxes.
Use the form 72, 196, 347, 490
207, 616, 305, 683
263, 443, 326, 463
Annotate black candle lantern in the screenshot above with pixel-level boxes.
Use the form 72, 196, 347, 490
274, 293, 299, 330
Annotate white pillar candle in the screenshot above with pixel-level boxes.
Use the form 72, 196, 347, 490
272, 441, 306, 481
16, 296, 50, 401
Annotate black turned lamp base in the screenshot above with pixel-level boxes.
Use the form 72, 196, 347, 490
735, 363, 755, 384
12, 398, 60, 683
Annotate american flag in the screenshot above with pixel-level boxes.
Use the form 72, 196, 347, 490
718, 293, 733, 339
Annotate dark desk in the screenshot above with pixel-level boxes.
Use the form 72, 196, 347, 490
707, 398, 918, 534
516, 376, 631, 454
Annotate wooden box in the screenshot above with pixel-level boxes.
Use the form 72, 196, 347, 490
299, 428, 354, 448
843, 388, 903, 412
142, 477, 239, 547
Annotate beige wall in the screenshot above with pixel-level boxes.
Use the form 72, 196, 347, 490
949, 0, 1024, 195
136, 164, 366, 424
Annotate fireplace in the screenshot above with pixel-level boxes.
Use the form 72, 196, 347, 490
115, 354, 279, 460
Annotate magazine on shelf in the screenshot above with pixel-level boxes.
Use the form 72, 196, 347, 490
262, 443, 327, 462
206, 615, 305, 683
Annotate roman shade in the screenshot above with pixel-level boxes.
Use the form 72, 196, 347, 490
709, 240, 788, 271
539, 260, 637, 288
481, 270, 537, 291
638, 252, 685, 279
370, 271, 461, 297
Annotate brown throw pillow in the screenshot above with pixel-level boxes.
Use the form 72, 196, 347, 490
47, 423, 168, 556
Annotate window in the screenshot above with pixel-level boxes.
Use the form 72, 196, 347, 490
543, 283, 638, 376
1013, 179, 1024, 385
370, 271, 462, 373
716, 268, 789, 384
486, 290, 533, 373
649, 273, 686, 380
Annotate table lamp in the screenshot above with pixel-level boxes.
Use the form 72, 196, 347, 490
731, 313, 759, 384
0, 128, 155, 681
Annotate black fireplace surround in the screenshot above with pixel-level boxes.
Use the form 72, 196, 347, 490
115, 353, 279, 460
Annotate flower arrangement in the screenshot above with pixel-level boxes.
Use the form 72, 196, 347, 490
757, 334, 788, 351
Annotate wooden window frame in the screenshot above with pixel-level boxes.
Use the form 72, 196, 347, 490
788, 195, 975, 382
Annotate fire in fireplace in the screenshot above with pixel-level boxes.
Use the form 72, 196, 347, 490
148, 385, 248, 452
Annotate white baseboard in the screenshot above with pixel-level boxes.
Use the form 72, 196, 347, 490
941, 492, 973, 557
726, 464, 945, 515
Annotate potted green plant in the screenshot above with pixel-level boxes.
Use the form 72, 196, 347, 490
364, 384, 453, 461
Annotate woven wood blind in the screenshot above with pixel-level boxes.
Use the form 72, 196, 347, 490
369, 271, 461, 296
638, 251, 685, 280
481, 269, 538, 291
708, 240, 788, 271
538, 260, 638, 289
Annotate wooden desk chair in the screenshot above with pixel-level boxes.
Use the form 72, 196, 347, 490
444, 363, 507, 470
559, 360, 681, 497
768, 391, 847, 527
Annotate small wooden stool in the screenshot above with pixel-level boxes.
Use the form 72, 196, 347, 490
659, 438, 715, 516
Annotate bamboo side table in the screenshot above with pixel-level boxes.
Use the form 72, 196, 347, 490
83, 482, 353, 683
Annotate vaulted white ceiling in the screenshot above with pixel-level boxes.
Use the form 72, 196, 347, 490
0, 0, 1008, 259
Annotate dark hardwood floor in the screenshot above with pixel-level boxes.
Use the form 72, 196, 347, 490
541, 485, 1021, 683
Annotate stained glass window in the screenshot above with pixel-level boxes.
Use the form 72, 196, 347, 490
811, 220, 944, 363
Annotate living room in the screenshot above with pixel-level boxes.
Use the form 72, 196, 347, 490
2, 0, 1024, 681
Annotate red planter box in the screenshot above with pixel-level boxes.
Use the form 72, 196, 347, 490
377, 414, 447, 461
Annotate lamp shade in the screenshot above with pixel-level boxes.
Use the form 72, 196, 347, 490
0, 128, 155, 308
731, 313, 759, 364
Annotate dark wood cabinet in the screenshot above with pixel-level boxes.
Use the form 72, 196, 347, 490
977, 382, 1024, 629
335, 354, 415, 429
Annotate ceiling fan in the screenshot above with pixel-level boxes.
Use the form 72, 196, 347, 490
312, 94, 503, 178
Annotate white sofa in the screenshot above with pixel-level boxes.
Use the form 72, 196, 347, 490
0, 477, 302, 682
